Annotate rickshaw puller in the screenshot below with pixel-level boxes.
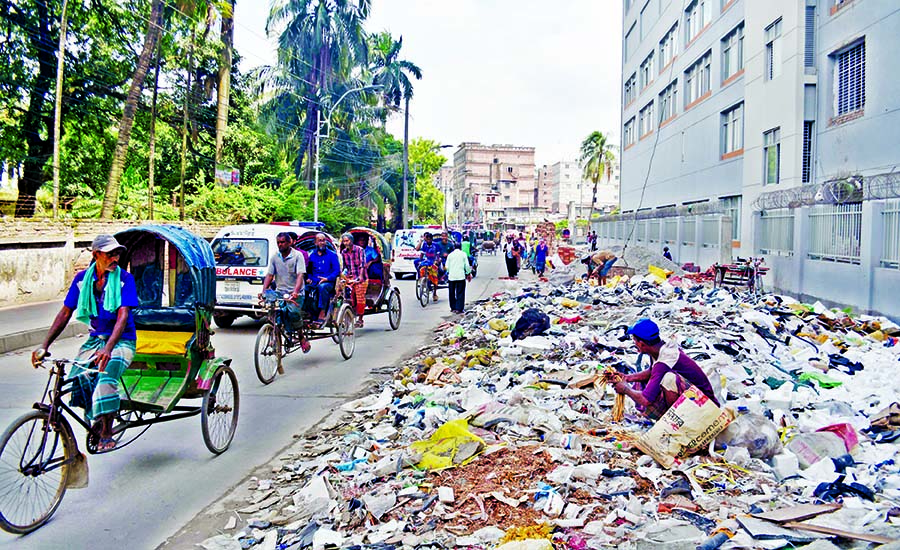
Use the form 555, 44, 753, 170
32, 235, 139, 451
261, 232, 310, 354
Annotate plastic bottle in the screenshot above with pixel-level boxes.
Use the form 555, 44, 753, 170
544, 433, 583, 453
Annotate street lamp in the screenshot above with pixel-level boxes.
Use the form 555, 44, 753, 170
313, 84, 383, 222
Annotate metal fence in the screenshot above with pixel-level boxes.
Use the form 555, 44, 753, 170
663, 219, 678, 244
758, 209, 795, 256
701, 216, 719, 247
648, 220, 660, 243
882, 200, 900, 268
682, 217, 696, 245
807, 203, 862, 264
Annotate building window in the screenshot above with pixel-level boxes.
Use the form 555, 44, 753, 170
765, 18, 782, 81
763, 127, 781, 185
721, 102, 743, 155
659, 23, 678, 70
624, 73, 637, 105
684, 50, 712, 107
625, 23, 637, 61
802, 121, 814, 183
804, 6, 816, 69
659, 80, 678, 122
684, 0, 711, 46
721, 23, 744, 82
835, 41, 865, 116
720, 195, 741, 240
639, 101, 655, 136
624, 117, 636, 146
640, 52, 655, 89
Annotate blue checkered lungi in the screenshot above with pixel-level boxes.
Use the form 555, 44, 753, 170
68, 336, 136, 421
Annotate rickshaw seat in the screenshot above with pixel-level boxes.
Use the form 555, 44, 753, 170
132, 307, 196, 331
135, 330, 193, 356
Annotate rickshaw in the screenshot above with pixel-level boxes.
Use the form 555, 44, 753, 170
345, 227, 402, 328
0, 225, 239, 534
253, 231, 357, 384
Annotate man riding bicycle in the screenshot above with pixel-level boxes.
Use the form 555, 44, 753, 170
415, 232, 442, 302
259, 232, 310, 354
32, 235, 138, 452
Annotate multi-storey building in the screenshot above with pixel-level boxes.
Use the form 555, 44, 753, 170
432, 165, 454, 222
535, 165, 553, 211
614, 0, 900, 318
452, 143, 536, 225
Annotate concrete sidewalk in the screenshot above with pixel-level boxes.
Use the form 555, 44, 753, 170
0, 300, 87, 354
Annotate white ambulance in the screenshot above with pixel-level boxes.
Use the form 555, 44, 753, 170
211, 222, 334, 327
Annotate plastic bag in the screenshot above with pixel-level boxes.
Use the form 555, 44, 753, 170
786, 431, 847, 469
408, 419, 485, 470
635, 385, 733, 468
511, 308, 551, 341
714, 412, 782, 459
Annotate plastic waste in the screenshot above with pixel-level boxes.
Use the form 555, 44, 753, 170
408, 419, 485, 470
787, 431, 848, 469
714, 412, 782, 459
543, 433, 582, 453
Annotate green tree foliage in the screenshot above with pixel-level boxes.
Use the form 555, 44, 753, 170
579, 130, 616, 220
408, 138, 446, 224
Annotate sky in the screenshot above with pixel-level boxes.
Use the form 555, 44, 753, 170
233, 0, 623, 166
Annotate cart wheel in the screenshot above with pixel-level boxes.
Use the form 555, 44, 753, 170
254, 323, 281, 385
202, 364, 240, 454
0, 410, 76, 534
417, 278, 430, 308
388, 288, 402, 330
337, 305, 356, 360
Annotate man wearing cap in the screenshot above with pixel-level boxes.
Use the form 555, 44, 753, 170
613, 318, 719, 420
32, 235, 139, 451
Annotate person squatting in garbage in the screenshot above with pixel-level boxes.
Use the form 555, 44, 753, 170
613, 318, 720, 420
587, 250, 617, 285
32, 235, 139, 452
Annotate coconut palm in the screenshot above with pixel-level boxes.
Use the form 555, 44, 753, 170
369, 32, 422, 120
266, 0, 371, 184
579, 131, 616, 221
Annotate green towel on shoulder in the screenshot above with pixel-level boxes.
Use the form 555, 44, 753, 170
75, 263, 122, 325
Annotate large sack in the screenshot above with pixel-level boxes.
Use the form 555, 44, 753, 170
634, 385, 733, 468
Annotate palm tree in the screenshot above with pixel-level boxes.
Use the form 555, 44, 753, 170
100, 0, 165, 218
267, 0, 371, 185
579, 131, 616, 222
368, 32, 421, 228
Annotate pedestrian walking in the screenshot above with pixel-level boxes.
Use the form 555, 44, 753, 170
503, 235, 521, 279
446, 242, 472, 314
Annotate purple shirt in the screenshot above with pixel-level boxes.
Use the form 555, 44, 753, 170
641, 342, 719, 406
64, 267, 139, 340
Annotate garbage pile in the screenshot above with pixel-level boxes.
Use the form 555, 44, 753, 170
200, 275, 900, 550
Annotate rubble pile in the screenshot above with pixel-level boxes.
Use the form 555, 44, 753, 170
201, 275, 900, 550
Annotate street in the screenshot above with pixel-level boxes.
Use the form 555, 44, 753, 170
0, 255, 504, 549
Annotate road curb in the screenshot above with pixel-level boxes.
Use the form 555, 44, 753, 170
0, 324, 88, 356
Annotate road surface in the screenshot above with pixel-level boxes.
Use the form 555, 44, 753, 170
0, 255, 505, 549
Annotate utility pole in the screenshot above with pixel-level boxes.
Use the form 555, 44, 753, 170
314, 108, 321, 222
402, 95, 410, 229
51, 0, 70, 219
179, 30, 195, 222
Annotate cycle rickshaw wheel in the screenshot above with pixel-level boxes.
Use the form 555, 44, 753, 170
0, 410, 75, 534
254, 323, 281, 385
337, 304, 356, 360
417, 277, 430, 307
202, 365, 240, 454
388, 288, 402, 330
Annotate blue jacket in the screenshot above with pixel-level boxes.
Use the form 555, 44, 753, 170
307, 247, 340, 283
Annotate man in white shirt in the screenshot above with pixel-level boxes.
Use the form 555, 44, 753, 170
445, 242, 472, 314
